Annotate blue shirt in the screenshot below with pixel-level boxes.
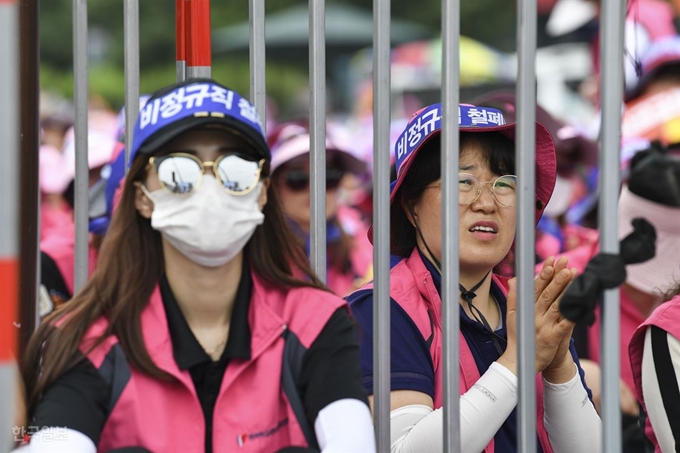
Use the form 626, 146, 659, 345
348, 251, 592, 452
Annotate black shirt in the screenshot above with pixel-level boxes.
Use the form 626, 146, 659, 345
161, 267, 252, 453
32, 267, 367, 453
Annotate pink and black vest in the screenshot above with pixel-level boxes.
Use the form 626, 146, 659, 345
629, 294, 680, 452
77, 271, 345, 452
361, 249, 554, 453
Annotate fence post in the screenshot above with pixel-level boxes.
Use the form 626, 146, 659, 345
440, 0, 461, 449
516, 0, 539, 450
372, 0, 391, 450
249, 0, 266, 126
124, 0, 140, 168
176, 0, 186, 82
19, 0, 40, 346
73, 0, 89, 294
0, 0, 20, 448
309, 0, 327, 283
599, 0, 626, 449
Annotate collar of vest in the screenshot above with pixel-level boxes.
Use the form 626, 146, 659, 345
141, 269, 288, 383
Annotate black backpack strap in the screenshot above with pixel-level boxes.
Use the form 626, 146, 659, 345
281, 328, 320, 450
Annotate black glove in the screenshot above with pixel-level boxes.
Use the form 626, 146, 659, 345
559, 218, 656, 324
620, 217, 656, 265
559, 253, 626, 325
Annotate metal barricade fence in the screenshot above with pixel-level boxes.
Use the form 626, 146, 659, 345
2, 0, 627, 450
0, 0, 19, 449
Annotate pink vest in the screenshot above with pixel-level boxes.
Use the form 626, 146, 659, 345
370, 249, 554, 453
629, 294, 680, 452
79, 271, 345, 452
40, 220, 98, 296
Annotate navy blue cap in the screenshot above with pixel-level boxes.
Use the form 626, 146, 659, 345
129, 79, 269, 163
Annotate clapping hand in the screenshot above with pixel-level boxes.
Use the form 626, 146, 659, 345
499, 257, 578, 381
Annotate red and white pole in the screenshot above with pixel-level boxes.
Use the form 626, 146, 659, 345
185, 0, 211, 79
0, 0, 20, 448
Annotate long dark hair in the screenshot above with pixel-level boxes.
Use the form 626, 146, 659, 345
391, 131, 516, 257
23, 142, 325, 416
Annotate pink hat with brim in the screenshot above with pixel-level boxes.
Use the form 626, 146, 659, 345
625, 36, 680, 102
57, 127, 118, 188
269, 122, 367, 175
368, 103, 557, 246
619, 186, 680, 295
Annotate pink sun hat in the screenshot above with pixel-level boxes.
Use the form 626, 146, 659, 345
268, 121, 367, 175
368, 103, 557, 247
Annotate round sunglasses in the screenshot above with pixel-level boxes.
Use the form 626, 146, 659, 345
149, 152, 265, 195
277, 168, 345, 192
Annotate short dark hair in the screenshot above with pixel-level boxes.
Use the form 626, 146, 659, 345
391, 131, 516, 257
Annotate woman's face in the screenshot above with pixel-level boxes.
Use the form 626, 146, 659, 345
274, 154, 343, 233
136, 128, 268, 213
409, 144, 517, 277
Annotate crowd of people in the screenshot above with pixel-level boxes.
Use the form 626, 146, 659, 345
8, 0, 680, 451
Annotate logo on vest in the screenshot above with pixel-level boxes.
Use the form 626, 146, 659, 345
236, 418, 289, 447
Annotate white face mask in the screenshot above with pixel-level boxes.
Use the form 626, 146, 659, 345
142, 175, 265, 267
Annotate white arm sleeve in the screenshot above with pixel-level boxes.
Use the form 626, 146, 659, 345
641, 327, 680, 453
15, 428, 96, 453
390, 361, 518, 453
314, 398, 376, 453
543, 364, 601, 453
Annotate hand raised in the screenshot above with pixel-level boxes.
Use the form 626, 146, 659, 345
537, 257, 578, 378
498, 258, 578, 377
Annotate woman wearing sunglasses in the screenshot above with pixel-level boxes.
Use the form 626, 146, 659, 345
347, 103, 601, 452
267, 122, 373, 297
20, 80, 375, 453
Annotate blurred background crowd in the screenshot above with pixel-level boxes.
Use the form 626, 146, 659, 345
38, 0, 680, 294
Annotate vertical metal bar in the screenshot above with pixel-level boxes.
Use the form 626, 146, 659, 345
176, 0, 186, 82
441, 0, 461, 450
19, 0, 40, 344
0, 0, 20, 448
373, 0, 391, 450
73, 0, 89, 293
124, 0, 140, 170
249, 0, 266, 127
599, 0, 625, 450
309, 0, 326, 282
185, 0, 211, 79
516, 0, 538, 450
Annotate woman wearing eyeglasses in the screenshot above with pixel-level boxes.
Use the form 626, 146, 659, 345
267, 122, 373, 297
347, 103, 601, 452
19, 80, 375, 453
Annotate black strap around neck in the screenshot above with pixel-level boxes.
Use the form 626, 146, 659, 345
460, 273, 506, 355
411, 208, 507, 355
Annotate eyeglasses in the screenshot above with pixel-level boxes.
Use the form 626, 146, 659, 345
456, 173, 517, 207
149, 152, 265, 195
278, 168, 345, 192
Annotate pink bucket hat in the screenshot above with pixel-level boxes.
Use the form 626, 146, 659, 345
368, 103, 557, 245
268, 121, 367, 175
625, 36, 680, 102
59, 126, 118, 185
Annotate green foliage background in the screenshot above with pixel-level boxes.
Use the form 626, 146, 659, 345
40, 0, 515, 111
